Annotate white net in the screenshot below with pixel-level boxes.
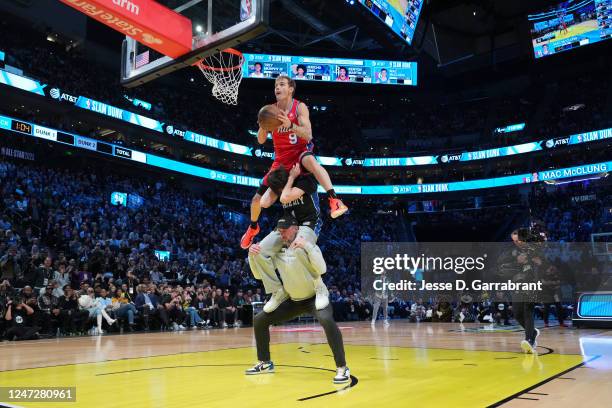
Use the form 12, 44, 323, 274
196, 49, 245, 105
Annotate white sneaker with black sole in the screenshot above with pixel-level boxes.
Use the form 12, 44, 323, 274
333, 366, 350, 384
245, 361, 275, 375
263, 288, 289, 313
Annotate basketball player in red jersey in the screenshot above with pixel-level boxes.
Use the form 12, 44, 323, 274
240, 75, 348, 249
557, 9, 568, 35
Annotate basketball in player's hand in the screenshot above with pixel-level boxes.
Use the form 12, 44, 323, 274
258, 104, 282, 131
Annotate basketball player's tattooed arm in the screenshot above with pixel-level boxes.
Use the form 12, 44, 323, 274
278, 103, 312, 142
280, 164, 305, 204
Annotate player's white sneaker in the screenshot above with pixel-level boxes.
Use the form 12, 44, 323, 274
521, 340, 535, 354
245, 361, 275, 375
333, 366, 351, 384
314, 281, 330, 310
263, 288, 289, 313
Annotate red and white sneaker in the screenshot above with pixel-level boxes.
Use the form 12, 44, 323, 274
240, 224, 260, 249
329, 198, 348, 219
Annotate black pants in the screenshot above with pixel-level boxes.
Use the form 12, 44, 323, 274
137, 306, 169, 329
514, 302, 536, 342
39, 312, 59, 334
164, 307, 185, 325
543, 302, 564, 324
221, 308, 236, 325
253, 296, 346, 368
5, 325, 40, 341
60, 310, 90, 333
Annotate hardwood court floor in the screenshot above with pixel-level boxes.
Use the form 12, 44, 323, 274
0, 322, 611, 408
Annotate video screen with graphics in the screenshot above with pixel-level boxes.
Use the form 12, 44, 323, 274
359, 0, 424, 44
529, 0, 612, 58
243, 53, 417, 86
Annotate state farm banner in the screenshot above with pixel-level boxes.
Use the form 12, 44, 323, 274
59, 0, 192, 58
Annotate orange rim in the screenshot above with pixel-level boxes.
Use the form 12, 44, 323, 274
194, 48, 244, 72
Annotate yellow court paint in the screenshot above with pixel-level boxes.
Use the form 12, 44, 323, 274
0, 343, 584, 408
537, 20, 600, 44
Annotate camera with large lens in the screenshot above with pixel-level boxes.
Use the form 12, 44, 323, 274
517, 226, 546, 244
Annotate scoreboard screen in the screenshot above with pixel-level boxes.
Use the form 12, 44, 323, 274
529, 0, 612, 58
359, 0, 424, 45
243, 54, 417, 86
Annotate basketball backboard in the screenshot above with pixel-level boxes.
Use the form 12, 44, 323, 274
121, 0, 268, 87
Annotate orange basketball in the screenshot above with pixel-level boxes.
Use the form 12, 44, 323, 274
258, 104, 282, 131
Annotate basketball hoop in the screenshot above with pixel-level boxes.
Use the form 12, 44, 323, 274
194, 48, 245, 105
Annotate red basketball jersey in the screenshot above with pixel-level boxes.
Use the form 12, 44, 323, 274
271, 99, 310, 167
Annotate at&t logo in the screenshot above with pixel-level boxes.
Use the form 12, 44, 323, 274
50, 88, 61, 99
344, 158, 364, 166
49, 88, 77, 103
165, 125, 185, 137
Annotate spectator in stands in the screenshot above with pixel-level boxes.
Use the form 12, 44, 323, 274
53, 264, 69, 297
0, 246, 21, 285
160, 288, 186, 331
432, 301, 452, 322
111, 288, 138, 331
410, 298, 427, 322
134, 284, 159, 330
78, 287, 116, 335
34, 256, 54, 291
218, 288, 237, 328
182, 290, 205, 328
58, 285, 89, 335
37, 283, 60, 334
